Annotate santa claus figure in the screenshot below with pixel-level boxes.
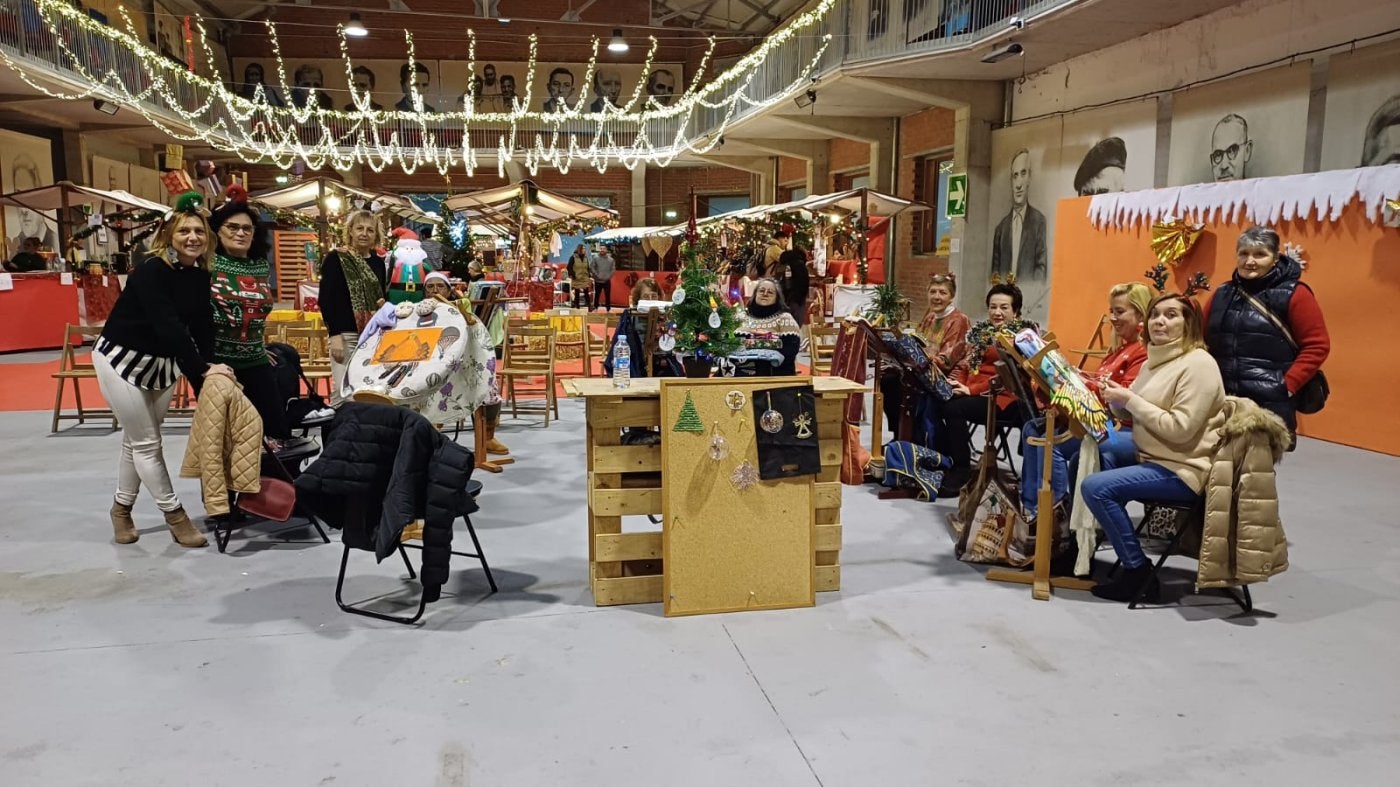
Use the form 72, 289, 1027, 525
386, 226, 434, 304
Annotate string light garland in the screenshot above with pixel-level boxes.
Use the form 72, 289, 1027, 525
3, 0, 838, 177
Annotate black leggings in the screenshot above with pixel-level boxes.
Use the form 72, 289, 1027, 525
234, 363, 290, 440
937, 394, 1027, 470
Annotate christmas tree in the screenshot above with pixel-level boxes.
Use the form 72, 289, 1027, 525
671, 235, 742, 360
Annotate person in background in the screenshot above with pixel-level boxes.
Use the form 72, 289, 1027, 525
420, 225, 445, 270
737, 278, 802, 375
568, 245, 592, 309
779, 235, 811, 326
208, 187, 289, 447
424, 272, 509, 458
1203, 226, 1329, 442
1083, 293, 1227, 601
936, 283, 1037, 494
879, 273, 970, 436
467, 260, 485, 282
319, 209, 388, 407
5, 236, 46, 272
1019, 282, 1150, 518
631, 277, 662, 306
93, 192, 233, 548
589, 243, 616, 310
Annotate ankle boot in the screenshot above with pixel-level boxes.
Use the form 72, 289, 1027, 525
1091, 563, 1158, 603
486, 414, 510, 456
111, 500, 138, 544
163, 507, 209, 548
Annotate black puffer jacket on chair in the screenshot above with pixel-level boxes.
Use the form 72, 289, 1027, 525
294, 403, 477, 602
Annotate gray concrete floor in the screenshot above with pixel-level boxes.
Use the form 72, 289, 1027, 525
2, 401, 1398, 786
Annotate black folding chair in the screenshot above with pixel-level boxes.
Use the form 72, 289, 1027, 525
1109, 498, 1253, 612
334, 480, 496, 625
213, 437, 331, 553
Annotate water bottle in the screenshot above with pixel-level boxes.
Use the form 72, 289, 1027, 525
612, 333, 631, 389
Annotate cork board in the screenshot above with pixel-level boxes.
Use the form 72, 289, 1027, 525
661, 378, 815, 616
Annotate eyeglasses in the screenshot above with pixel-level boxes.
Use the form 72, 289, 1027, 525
1210, 144, 1243, 166
221, 223, 255, 235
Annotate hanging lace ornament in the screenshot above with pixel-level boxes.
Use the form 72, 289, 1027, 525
672, 286, 686, 304
708, 309, 722, 329
658, 333, 676, 352
730, 460, 759, 491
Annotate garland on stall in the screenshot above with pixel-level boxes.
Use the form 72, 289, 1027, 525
69, 208, 165, 242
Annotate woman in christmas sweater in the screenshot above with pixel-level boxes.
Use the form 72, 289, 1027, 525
738, 278, 802, 375
208, 190, 290, 444
1019, 282, 1151, 517
935, 282, 1037, 493
879, 273, 971, 432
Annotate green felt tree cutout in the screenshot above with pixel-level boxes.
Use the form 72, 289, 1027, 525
673, 390, 705, 433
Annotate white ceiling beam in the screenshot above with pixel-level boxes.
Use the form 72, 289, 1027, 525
770, 115, 894, 144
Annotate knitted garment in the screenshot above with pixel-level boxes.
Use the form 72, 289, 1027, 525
339, 249, 384, 331
210, 253, 274, 369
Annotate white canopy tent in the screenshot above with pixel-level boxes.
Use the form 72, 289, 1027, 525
250, 178, 437, 224
0, 181, 174, 257
587, 225, 681, 242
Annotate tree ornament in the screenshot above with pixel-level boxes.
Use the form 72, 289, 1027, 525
673, 390, 705, 433
792, 412, 813, 439
672, 287, 686, 304
730, 460, 759, 491
708, 308, 722, 329
759, 392, 784, 434
725, 390, 746, 411
708, 423, 729, 461
658, 333, 676, 352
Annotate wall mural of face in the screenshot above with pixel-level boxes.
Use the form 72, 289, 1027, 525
500, 75, 517, 102
595, 69, 622, 104
1210, 114, 1252, 181
1009, 149, 1031, 208
647, 69, 676, 106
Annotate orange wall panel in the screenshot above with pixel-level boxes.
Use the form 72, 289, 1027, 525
1050, 196, 1400, 455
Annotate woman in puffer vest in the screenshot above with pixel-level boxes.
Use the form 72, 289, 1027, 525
1203, 226, 1330, 440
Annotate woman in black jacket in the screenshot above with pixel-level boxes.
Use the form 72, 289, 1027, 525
318, 208, 387, 405
93, 193, 234, 548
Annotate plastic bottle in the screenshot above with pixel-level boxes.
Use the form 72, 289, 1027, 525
612, 333, 631, 389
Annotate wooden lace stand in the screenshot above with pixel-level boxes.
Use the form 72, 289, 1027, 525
983, 334, 1096, 601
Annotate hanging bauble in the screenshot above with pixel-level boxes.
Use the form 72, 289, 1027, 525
672, 287, 686, 304
708, 309, 722, 329
658, 333, 676, 352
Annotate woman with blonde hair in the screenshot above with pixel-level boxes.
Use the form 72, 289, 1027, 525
94, 192, 234, 547
1084, 292, 1227, 601
1019, 282, 1150, 518
318, 208, 388, 406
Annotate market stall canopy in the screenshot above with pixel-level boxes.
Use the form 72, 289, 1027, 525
588, 225, 682, 242
0, 181, 170, 214
799, 188, 930, 217
250, 178, 439, 224
442, 180, 618, 225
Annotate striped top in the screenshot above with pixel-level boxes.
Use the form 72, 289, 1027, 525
96, 337, 180, 390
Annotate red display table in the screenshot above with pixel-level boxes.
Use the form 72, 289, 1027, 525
0, 272, 121, 353
824, 259, 886, 285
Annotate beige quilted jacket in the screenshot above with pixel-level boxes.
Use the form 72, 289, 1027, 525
180, 374, 262, 516
1197, 397, 1291, 589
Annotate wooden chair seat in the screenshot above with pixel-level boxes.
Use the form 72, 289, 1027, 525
499, 323, 559, 425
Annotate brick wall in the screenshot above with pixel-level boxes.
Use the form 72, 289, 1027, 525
644, 166, 752, 226
894, 108, 956, 323
777, 156, 805, 186
828, 138, 869, 188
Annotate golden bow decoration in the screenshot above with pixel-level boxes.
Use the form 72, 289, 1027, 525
1150, 215, 1205, 267
1387, 197, 1400, 212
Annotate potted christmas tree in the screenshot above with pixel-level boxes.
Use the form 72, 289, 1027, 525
668, 234, 741, 378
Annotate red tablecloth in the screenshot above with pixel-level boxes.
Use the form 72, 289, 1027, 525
825, 259, 886, 285
0, 272, 84, 352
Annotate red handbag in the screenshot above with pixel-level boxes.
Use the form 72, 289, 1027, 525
237, 477, 296, 522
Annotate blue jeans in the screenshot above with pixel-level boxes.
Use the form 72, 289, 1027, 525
1020, 420, 1136, 516
1080, 462, 1198, 569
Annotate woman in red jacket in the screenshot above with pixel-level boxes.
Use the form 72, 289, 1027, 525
1019, 282, 1151, 517
935, 283, 1036, 493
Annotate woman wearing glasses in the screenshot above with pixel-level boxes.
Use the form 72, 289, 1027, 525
208, 188, 289, 447
879, 273, 970, 437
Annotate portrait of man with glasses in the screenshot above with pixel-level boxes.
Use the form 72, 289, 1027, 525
1209, 113, 1253, 182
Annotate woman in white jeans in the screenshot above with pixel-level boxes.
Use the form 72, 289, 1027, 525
94, 192, 234, 547
317, 209, 387, 405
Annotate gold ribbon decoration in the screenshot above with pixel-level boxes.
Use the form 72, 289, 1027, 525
1150, 216, 1205, 267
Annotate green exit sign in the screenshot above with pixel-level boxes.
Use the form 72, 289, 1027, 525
946, 173, 967, 219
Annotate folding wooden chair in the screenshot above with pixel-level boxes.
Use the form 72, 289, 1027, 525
498, 323, 559, 424
807, 322, 840, 376
1072, 314, 1114, 370
285, 326, 332, 397
583, 312, 620, 378
51, 324, 116, 432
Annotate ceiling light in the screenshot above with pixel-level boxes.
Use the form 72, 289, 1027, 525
608, 29, 629, 53
274, 174, 290, 185
793, 89, 816, 109
664, 209, 678, 219
980, 42, 1023, 64
92, 98, 119, 115
344, 13, 368, 37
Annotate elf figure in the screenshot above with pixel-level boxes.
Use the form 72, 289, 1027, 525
386, 227, 433, 304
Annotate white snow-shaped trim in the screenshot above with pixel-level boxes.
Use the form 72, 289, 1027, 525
1087, 165, 1400, 228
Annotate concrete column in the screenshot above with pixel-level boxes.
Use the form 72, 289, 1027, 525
950, 83, 1004, 312
806, 145, 830, 196
631, 164, 647, 226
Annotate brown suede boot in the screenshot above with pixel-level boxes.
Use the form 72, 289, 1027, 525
163, 507, 208, 548
111, 500, 138, 544
486, 413, 510, 456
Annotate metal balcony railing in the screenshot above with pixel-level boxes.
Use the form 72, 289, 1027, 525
0, 0, 1074, 159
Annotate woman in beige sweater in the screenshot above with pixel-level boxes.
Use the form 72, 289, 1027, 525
1082, 293, 1226, 601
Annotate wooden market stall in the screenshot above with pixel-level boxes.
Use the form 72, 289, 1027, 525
563, 375, 865, 613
